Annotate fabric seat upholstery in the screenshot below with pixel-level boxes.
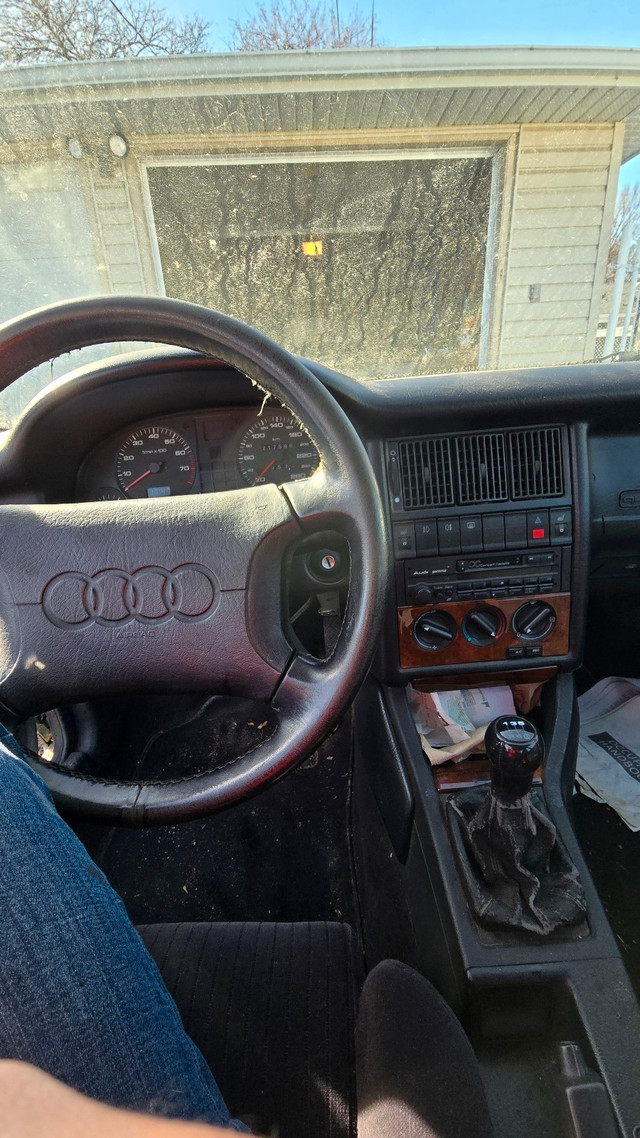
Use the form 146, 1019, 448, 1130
139, 921, 363, 1138
356, 959, 494, 1138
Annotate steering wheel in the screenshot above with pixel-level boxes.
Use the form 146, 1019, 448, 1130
0, 297, 388, 825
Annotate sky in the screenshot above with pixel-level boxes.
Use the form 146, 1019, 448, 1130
163, 0, 640, 52
162, 0, 640, 186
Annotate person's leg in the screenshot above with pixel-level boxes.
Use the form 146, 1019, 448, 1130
0, 727, 247, 1131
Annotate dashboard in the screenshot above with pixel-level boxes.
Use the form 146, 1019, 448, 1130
76, 406, 319, 502
388, 424, 574, 673
5, 346, 640, 688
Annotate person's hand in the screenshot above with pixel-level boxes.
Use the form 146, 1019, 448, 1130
0, 1061, 243, 1137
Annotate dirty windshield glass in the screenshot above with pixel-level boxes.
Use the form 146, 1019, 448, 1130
0, 3, 639, 423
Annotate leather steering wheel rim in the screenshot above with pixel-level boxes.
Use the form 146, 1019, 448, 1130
0, 296, 389, 825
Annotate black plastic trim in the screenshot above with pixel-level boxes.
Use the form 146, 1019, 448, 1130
382, 674, 626, 966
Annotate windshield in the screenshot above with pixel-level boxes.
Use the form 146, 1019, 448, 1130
0, 5, 639, 424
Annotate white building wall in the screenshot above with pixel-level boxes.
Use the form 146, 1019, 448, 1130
0, 121, 625, 383
0, 161, 102, 323
0, 160, 149, 423
498, 123, 623, 368
86, 167, 147, 294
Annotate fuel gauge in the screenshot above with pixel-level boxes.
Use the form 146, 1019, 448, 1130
96, 486, 127, 501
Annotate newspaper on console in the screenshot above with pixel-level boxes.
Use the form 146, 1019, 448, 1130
577, 676, 640, 831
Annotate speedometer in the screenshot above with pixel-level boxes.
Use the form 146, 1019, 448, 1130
116, 425, 196, 498
237, 410, 319, 486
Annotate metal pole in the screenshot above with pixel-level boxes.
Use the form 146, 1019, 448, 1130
604, 218, 634, 359
370, 0, 374, 46
335, 0, 341, 41
621, 240, 640, 351
631, 285, 640, 351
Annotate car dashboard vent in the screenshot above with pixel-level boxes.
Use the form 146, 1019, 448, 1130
508, 428, 564, 499
398, 438, 454, 509
455, 432, 508, 503
395, 426, 565, 509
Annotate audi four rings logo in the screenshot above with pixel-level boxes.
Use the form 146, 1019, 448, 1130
41, 565, 218, 629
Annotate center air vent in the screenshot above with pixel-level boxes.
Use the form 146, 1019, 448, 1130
455, 432, 508, 503
395, 425, 565, 509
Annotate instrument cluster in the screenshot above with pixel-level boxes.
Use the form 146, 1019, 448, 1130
76, 405, 320, 502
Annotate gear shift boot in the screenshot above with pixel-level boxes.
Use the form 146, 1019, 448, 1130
448, 716, 587, 937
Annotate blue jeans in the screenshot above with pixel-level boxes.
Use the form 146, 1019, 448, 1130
0, 726, 247, 1130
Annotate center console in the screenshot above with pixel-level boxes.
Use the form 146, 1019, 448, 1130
353, 421, 640, 1133
352, 670, 640, 1137
385, 425, 577, 673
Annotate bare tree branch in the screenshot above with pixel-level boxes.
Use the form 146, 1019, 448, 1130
228, 0, 381, 52
0, 0, 211, 64
0, 0, 381, 65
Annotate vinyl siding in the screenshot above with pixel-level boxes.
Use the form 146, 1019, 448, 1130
88, 169, 146, 295
0, 161, 101, 323
498, 123, 621, 368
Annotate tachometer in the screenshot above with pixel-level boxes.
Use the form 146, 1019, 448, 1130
237, 410, 319, 486
116, 425, 196, 498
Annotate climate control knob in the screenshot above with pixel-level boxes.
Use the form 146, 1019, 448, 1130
462, 605, 505, 646
413, 609, 457, 652
512, 600, 556, 642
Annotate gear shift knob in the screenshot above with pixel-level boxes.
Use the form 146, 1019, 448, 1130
484, 716, 544, 803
